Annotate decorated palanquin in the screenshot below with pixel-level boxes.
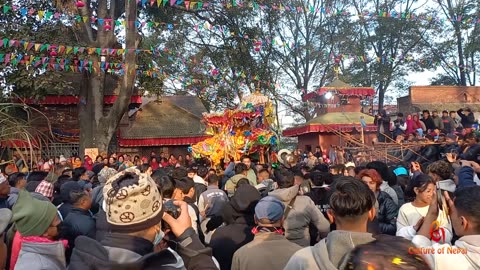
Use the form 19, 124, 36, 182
192, 91, 278, 165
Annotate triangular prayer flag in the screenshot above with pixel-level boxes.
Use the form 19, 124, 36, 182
185, 1, 190, 9
2, 38, 8, 47
40, 44, 48, 52
3, 5, 11, 14
45, 10, 53, 20
83, 16, 88, 23
66, 46, 73, 54
170, 0, 175, 6
96, 48, 101, 55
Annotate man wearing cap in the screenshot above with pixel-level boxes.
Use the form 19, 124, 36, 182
68, 167, 217, 270
10, 190, 67, 270
231, 196, 302, 270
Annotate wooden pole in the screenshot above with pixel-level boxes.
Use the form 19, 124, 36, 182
361, 126, 365, 144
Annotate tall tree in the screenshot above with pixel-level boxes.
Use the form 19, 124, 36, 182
348, 0, 433, 111
422, 0, 478, 86
270, 0, 350, 121
53, 0, 138, 154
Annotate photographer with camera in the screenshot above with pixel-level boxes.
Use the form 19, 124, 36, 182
67, 168, 217, 270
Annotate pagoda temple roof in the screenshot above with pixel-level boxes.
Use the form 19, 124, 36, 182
282, 112, 377, 137
303, 78, 375, 101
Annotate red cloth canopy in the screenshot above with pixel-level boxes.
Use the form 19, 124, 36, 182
283, 124, 377, 137
119, 136, 211, 147
303, 88, 375, 101
15, 95, 142, 105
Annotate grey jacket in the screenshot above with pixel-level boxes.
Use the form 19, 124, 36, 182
284, 230, 375, 270
15, 241, 67, 270
269, 185, 330, 247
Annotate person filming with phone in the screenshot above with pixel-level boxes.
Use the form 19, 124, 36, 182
412, 186, 480, 270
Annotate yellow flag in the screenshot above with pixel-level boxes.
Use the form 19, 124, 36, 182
34, 43, 41, 51
23, 42, 29, 50
66, 46, 73, 54
38, 11, 44, 19
83, 16, 88, 23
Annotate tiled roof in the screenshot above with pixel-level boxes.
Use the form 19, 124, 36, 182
120, 96, 207, 139
306, 112, 375, 125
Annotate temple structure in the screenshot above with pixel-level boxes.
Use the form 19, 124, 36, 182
283, 78, 377, 152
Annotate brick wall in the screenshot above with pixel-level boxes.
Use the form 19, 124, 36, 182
410, 86, 480, 104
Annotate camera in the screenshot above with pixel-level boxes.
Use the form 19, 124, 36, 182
162, 200, 181, 231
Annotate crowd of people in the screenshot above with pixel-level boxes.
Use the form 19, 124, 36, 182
374, 108, 477, 143
0, 138, 480, 269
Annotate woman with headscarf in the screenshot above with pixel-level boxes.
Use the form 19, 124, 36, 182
412, 114, 426, 137
405, 114, 415, 136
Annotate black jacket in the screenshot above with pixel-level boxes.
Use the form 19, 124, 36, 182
64, 208, 96, 262
64, 208, 96, 241
68, 228, 216, 270
458, 109, 476, 128
209, 217, 254, 270
376, 191, 398, 235
421, 117, 436, 131
415, 144, 439, 164
209, 185, 260, 270
460, 144, 480, 162
58, 202, 74, 220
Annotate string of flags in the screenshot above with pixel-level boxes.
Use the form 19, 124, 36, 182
0, 4, 179, 31
3, 3, 479, 55
2, 2, 480, 34
0, 52, 285, 89
124, 0, 480, 26
4, 35, 479, 74
0, 38, 180, 57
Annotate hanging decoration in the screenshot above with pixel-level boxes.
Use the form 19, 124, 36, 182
191, 90, 277, 165
75, 1, 85, 8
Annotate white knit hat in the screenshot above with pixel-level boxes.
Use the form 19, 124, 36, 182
103, 167, 163, 232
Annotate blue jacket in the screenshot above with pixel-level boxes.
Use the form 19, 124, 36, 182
457, 166, 478, 189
